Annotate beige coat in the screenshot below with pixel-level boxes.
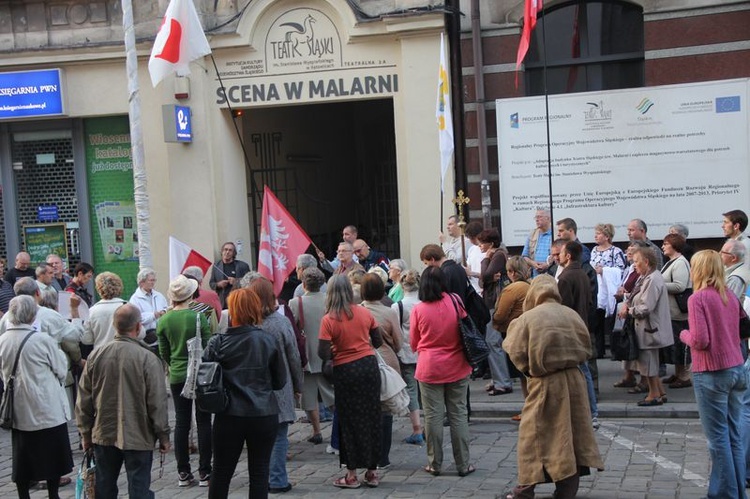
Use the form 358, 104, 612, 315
661, 255, 690, 321
628, 270, 675, 350
503, 275, 604, 485
362, 300, 402, 374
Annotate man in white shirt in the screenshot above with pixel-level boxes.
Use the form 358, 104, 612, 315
463, 221, 484, 293
439, 215, 473, 264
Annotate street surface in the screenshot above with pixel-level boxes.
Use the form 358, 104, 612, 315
0, 360, 711, 498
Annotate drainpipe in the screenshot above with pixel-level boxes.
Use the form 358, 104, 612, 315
445, 0, 466, 197
471, 0, 491, 229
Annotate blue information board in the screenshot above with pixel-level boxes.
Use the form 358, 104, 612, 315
0, 69, 65, 119
175, 105, 192, 142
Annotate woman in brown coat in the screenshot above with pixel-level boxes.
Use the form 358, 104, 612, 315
492, 256, 531, 419
502, 275, 604, 499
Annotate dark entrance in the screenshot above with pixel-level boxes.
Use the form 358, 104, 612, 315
244, 98, 399, 262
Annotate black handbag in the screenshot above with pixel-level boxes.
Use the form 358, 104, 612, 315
674, 288, 693, 313
0, 330, 35, 431
610, 315, 639, 361
738, 296, 750, 340
449, 294, 490, 366
195, 361, 228, 413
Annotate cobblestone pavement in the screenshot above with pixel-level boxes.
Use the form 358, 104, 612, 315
0, 372, 711, 498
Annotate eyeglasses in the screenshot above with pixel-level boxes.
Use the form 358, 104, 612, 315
337, 249, 352, 253
720, 251, 734, 256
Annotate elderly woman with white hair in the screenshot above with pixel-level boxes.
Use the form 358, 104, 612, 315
182, 265, 222, 320
387, 259, 408, 302
129, 268, 168, 352
0, 295, 73, 499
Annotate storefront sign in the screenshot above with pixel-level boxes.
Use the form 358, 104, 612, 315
162, 105, 193, 142
215, 8, 399, 106
0, 69, 65, 119
37, 204, 59, 222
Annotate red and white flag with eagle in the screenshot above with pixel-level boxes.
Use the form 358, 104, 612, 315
258, 186, 313, 297
148, 0, 211, 87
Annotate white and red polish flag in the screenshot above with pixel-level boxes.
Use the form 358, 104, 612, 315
169, 236, 212, 280
148, 0, 212, 88
515, 0, 543, 87
258, 186, 313, 297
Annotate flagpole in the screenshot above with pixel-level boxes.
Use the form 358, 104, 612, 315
540, 7, 554, 224
122, 0, 152, 269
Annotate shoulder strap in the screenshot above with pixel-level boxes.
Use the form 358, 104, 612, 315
297, 297, 305, 330
11, 331, 35, 379
397, 301, 403, 326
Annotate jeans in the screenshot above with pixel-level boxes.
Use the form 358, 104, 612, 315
486, 317, 512, 390
742, 357, 750, 478
171, 383, 212, 476
268, 423, 289, 488
693, 365, 747, 499
419, 377, 470, 473
579, 362, 598, 419
93, 445, 154, 499
209, 414, 278, 499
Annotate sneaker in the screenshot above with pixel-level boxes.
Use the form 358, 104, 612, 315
403, 433, 424, 445
592, 417, 600, 430
199, 472, 210, 487
326, 444, 340, 455
307, 433, 323, 445
178, 472, 194, 487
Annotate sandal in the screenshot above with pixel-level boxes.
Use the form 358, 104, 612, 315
637, 397, 663, 406
613, 378, 636, 388
333, 475, 361, 488
363, 471, 379, 488
458, 465, 476, 477
627, 383, 648, 394
424, 465, 441, 476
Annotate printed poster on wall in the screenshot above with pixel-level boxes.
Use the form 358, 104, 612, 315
496, 78, 750, 246
84, 116, 139, 297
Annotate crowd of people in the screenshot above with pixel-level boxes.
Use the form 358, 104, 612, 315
0, 208, 747, 498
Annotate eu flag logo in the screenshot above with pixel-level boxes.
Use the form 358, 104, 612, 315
716, 96, 740, 113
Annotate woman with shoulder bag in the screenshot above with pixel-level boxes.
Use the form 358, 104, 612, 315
0, 296, 73, 499
410, 266, 474, 477
203, 288, 287, 499
361, 273, 402, 470
660, 233, 693, 389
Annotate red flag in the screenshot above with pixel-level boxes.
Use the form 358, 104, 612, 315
148, 0, 212, 87
257, 186, 313, 296
515, 0, 543, 87
169, 236, 212, 280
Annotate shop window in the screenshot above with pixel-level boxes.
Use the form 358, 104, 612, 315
524, 0, 644, 95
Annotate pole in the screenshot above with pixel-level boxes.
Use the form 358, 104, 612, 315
470, 0, 492, 229
122, 0, 152, 269
540, 8, 554, 224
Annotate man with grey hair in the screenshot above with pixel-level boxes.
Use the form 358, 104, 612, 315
128, 268, 168, 351
77, 304, 171, 498
293, 254, 327, 298
721, 239, 750, 302
46, 254, 71, 291
182, 266, 221, 319
627, 218, 664, 268
0, 277, 82, 342
522, 208, 553, 276
35, 263, 55, 291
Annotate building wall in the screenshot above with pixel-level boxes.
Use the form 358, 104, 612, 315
461, 0, 750, 231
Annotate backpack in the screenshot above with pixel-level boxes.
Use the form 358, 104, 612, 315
195, 362, 228, 413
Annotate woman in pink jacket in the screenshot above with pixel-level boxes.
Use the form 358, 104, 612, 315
679, 250, 746, 499
410, 266, 474, 477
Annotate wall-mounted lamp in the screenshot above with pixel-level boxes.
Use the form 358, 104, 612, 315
286, 154, 322, 163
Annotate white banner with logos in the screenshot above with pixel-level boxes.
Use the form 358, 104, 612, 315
496, 78, 750, 246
